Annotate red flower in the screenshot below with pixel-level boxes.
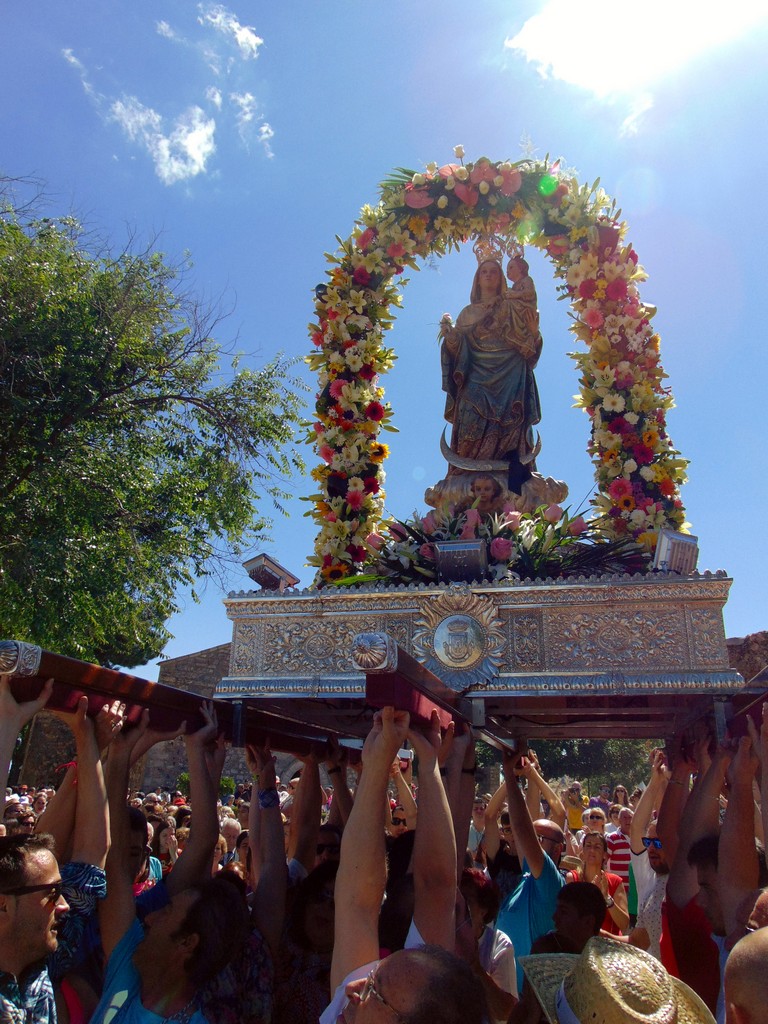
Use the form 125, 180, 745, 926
578, 279, 597, 300
597, 223, 621, 256
346, 490, 364, 511
359, 363, 376, 381
346, 544, 367, 562
605, 278, 628, 302
498, 168, 522, 197
353, 266, 371, 287
454, 183, 479, 207
632, 444, 655, 465
546, 235, 570, 257
387, 242, 406, 259
659, 478, 676, 497
363, 476, 380, 494
365, 401, 385, 422
312, 331, 324, 347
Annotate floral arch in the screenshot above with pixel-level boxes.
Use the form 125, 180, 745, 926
306, 153, 688, 584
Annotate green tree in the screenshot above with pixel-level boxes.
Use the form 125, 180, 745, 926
0, 211, 305, 666
529, 738, 660, 794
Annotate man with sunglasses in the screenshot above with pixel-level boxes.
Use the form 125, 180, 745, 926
629, 750, 670, 961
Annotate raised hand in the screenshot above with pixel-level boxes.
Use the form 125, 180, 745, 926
0, 673, 53, 732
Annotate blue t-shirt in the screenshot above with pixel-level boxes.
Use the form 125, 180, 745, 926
90, 919, 207, 1024
495, 852, 564, 992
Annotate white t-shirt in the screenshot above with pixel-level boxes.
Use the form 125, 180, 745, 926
630, 848, 668, 960
479, 924, 518, 1002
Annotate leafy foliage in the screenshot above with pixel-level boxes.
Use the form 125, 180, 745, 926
0, 211, 305, 665
530, 738, 661, 793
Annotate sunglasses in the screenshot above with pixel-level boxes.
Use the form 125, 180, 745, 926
391, 817, 406, 827
588, 814, 604, 820
642, 837, 663, 850
0, 881, 64, 905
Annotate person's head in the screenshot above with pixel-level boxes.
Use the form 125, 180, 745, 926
290, 859, 339, 954
151, 817, 176, 859
507, 255, 529, 284
0, 834, 69, 970
629, 787, 643, 808
469, 474, 502, 512
175, 806, 191, 830
134, 875, 250, 988
471, 796, 487, 823
725, 887, 768, 952
618, 807, 634, 835
3, 801, 21, 821
460, 868, 501, 940
688, 833, 723, 934
608, 804, 622, 828
343, 944, 487, 1024
566, 782, 583, 804
32, 794, 47, 815
581, 832, 608, 868
585, 808, 606, 833
315, 822, 342, 866
498, 811, 515, 852
12, 812, 37, 836
220, 817, 242, 852
128, 807, 151, 883
236, 801, 250, 827
534, 819, 564, 866
612, 785, 629, 806
212, 834, 227, 872
643, 821, 669, 875
725, 926, 768, 1023
389, 805, 409, 839
471, 260, 505, 303
553, 882, 606, 946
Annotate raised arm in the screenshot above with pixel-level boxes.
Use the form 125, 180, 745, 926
442, 727, 476, 880
502, 747, 544, 877
522, 752, 566, 830
165, 701, 220, 895
391, 758, 418, 827
246, 742, 287, 959
325, 739, 353, 828
409, 710, 457, 949
64, 697, 110, 867
0, 674, 52, 799
629, 750, 668, 854
483, 780, 507, 862
331, 707, 409, 991
286, 751, 322, 872
719, 736, 760, 935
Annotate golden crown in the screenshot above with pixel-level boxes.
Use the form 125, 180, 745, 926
473, 233, 524, 265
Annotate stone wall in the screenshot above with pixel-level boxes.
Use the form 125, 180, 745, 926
728, 632, 768, 685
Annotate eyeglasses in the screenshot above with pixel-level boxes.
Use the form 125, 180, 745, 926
588, 814, 604, 821
642, 836, 663, 850
361, 968, 408, 1022
0, 881, 64, 905
391, 817, 406, 827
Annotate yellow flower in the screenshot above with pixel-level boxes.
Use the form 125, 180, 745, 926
407, 216, 428, 237
321, 562, 350, 583
642, 430, 659, 448
369, 442, 390, 464
636, 531, 658, 550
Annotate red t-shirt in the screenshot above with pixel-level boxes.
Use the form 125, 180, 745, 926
663, 896, 719, 1015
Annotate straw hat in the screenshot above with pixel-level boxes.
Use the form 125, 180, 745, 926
520, 936, 715, 1024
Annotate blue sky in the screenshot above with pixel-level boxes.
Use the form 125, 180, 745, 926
3, 1, 767, 678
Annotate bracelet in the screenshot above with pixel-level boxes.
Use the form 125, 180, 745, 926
605, 896, 615, 909
258, 788, 280, 810
328, 767, 342, 775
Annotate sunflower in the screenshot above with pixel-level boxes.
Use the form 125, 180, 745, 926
369, 442, 390, 464
617, 494, 636, 512
320, 562, 349, 583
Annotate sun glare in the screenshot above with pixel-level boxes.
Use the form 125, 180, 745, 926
505, 0, 767, 98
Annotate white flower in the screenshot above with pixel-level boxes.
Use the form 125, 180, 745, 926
623, 459, 638, 474
426, 162, 438, 174
602, 394, 626, 413
640, 466, 655, 481
412, 172, 426, 186
479, 181, 490, 195
454, 144, 465, 159
443, 176, 455, 190
455, 166, 469, 182
347, 476, 365, 492
629, 509, 648, 528
623, 411, 639, 425
437, 195, 448, 209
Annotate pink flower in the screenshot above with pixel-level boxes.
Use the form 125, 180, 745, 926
319, 444, 334, 464
543, 504, 563, 523
346, 490, 364, 510
568, 516, 588, 536
501, 509, 522, 531
312, 331, 324, 347
490, 536, 514, 561
421, 512, 437, 536
498, 168, 522, 196
460, 521, 477, 540
387, 242, 406, 260
584, 308, 604, 330
578, 279, 597, 300
389, 522, 408, 541
346, 544, 367, 562
404, 186, 434, 209
464, 508, 482, 528
608, 478, 632, 500
357, 227, 376, 251
329, 379, 345, 399
419, 543, 436, 561
313, 422, 324, 434
325, 512, 338, 523
454, 182, 479, 207
353, 265, 371, 287
438, 163, 461, 178
470, 160, 495, 185
366, 532, 385, 550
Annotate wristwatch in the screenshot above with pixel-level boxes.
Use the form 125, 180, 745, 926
605, 896, 615, 909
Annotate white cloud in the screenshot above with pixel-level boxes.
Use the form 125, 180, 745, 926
156, 21, 177, 41
258, 123, 274, 159
505, 0, 767, 126
206, 86, 223, 109
198, 3, 263, 60
110, 97, 216, 185
230, 91, 258, 127
61, 48, 95, 96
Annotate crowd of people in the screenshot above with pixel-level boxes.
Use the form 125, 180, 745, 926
1, 672, 767, 1024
